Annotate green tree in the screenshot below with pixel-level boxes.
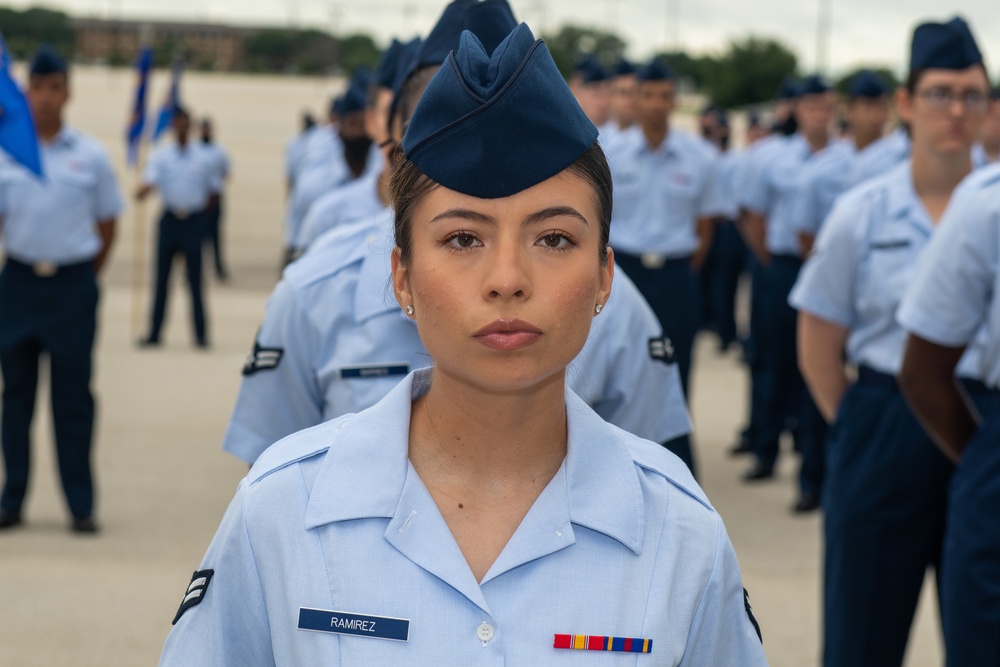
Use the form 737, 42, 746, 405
702, 37, 798, 108
834, 67, 900, 96
0, 7, 75, 59
541, 25, 626, 79
650, 50, 717, 88
337, 33, 380, 75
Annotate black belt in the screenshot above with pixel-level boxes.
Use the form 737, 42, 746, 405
5, 256, 94, 278
165, 208, 203, 221
857, 365, 898, 389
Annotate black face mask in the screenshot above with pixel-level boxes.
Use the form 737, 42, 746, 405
342, 135, 373, 163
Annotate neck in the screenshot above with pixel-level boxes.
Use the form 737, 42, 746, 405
36, 119, 62, 143
176, 136, 188, 148
911, 145, 971, 200
803, 129, 829, 153
853, 130, 880, 152
985, 141, 1000, 161
642, 122, 669, 148
408, 369, 568, 486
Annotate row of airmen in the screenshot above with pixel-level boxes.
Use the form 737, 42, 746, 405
234, 5, 1000, 665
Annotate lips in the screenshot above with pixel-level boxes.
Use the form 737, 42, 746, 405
473, 318, 543, 351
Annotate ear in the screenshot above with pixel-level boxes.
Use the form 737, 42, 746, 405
391, 247, 413, 317
895, 87, 912, 126
596, 247, 615, 315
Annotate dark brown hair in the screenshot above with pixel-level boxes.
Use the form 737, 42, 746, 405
389, 141, 613, 266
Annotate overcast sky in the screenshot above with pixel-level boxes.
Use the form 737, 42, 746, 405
17, 0, 1000, 76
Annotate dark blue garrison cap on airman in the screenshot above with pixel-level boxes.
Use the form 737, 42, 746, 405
848, 70, 890, 99
402, 23, 598, 199
29, 46, 68, 76
414, 0, 517, 72
574, 55, 609, 84
375, 39, 405, 89
335, 67, 371, 115
778, 77, 801, 100
613, 58, 636, 77
910, 17, 982, 71
799, 74, 831, 96
637, 59, 675, 82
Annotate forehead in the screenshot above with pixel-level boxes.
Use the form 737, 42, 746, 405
413, 170, 599, 222
29, 73, 68, 87
917, 66, 989, 89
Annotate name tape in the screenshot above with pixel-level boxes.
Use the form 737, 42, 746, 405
297, 608, 410, 642
340, 364, 410, 379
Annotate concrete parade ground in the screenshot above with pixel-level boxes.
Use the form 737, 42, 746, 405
0, 67, 943, 666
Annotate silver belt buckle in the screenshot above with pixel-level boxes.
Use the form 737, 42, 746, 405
174, 209, 190, 220
32, 261, 57, 277
641, 252, 666, 269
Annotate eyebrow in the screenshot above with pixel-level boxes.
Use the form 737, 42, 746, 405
429, 206, 589, 227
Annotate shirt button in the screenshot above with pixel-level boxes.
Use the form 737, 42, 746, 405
477, 622, 495, 642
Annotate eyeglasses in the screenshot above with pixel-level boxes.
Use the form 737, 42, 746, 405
916, 87, 991, 113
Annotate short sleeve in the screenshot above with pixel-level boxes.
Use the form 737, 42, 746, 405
679, 518, 769, 666
221, 280, 325, 464
788, 195, 862, 327
738, 151, 771, 215
898, 178, 1000, 347
697, 153, 725, 218
142, 150, 162, 187
92, 148, 124, 221
790, 164, 822, 236
575, 272, 692, 443
158, 481, 275, 667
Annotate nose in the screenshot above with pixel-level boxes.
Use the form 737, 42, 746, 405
482, 237, 531, 302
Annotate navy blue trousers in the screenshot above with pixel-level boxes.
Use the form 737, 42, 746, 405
148, 211, 207, 343
942, 389, 1000, 666
0, 259, 99, 518
700, 219, 748, 349
752, 255, 825, 496
823, 370, 953, 666
203, 196, 226, 278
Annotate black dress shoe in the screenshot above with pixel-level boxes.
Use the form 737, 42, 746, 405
791, 494, 821, 514
729, 440, 754, 457
742, 462, 775, 482
71, 516, 99, 534
137, 336, 161, 348
195, 339, 210, 350
0, 510, 22, 530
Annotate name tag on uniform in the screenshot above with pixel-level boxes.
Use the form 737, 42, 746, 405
340, 363, 410, 379
297, 608, 410, 641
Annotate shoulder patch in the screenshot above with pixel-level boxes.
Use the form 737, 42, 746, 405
243, 340, 284, 375
744, 588, 762, 643
172, 569, 214, 625
648, 336, 676, 365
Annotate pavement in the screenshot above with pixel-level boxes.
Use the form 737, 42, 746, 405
0, 66, 944, 666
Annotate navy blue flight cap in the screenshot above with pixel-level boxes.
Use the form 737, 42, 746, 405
338, 67, 371, 114
848, 70, 890, 99
910, 17, 983, 72
414, 0, 517, 72
375, 39, 405, 89
778, 77, 801, 99
574, 55, 609, 84
637, 59, 675, 82
799, 74, 831, 96
613, 58, 636, 77
29, 45, 68, 76
402, 23, 598, 199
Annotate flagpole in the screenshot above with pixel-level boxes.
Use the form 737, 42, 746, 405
130, 145, 147, 339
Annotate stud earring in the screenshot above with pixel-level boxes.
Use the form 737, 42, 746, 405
406, 305, 414, 315
595, 304, 603, 314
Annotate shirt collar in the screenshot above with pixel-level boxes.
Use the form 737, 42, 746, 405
885, 161, 933, 233
304, 368, 645, 555
43, 125, 76, 149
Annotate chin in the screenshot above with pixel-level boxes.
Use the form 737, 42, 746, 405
437, 355, 569, 396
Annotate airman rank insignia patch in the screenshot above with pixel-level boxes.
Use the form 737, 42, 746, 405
648, 336, 676, 365
172, 569, 214, 625
242, 341, 284, 375
745, 588, 762, 643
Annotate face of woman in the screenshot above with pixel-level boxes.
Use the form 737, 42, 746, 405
392, 171, 613, 394
899, 66, 991, 156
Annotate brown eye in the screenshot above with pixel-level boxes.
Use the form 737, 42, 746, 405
445, 232, 483, 250
537, 233, 573, 250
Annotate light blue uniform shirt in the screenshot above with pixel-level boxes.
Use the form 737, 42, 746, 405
713, 149, 742, 220
283, 144, 382, 246
791, 139, 855, 237
791, 162, 984, 378
163, 369, 768, 666
733, 135, 784, 211
898, 164, 1000, 388
284, 130, 314, 185
294, 168, 382, 251
199, 142, 230, 193
740, 134, 826, 256
143, 142, 219, 214
223, 210, 692, 465
606, 126, 720, 257
972, 143, 999, 169
0, 127, 122, 264
848, 128, 910, 188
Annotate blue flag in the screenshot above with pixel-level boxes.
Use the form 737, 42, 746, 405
0, 33, 43, 178
126, 46, 152, 166
152, 59, 183, 141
